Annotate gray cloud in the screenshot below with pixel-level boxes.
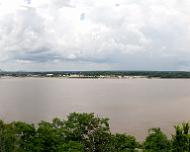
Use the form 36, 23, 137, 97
0, 0, 190, 71
24, 0, 31, 4
80, 13, 85, 21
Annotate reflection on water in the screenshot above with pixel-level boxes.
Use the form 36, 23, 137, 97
0, 78, 190, 140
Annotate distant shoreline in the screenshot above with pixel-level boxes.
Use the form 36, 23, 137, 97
0, 76, 147, 79
1, 76, 190, 80
1, 71, 190, 79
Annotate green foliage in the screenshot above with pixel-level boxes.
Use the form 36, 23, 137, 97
11, 121, 36, 152
2, 113, 190, 152
143, 128, 171, 152
0, 113, 113, 152
106, 133, 138, 152
0, 120, 19, 152
57, 141, 85, 152
63, 112, 111, 151
172, 123, 190, 152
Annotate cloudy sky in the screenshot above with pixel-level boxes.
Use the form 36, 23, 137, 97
0, 0, 190, 71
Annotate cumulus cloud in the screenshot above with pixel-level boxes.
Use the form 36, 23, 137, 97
0, 0, 190, 70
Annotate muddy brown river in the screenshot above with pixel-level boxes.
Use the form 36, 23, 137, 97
0, 78, 190, 140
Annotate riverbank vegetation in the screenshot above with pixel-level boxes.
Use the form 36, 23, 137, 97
0, 112, 189, 152
1, 71, 190, 79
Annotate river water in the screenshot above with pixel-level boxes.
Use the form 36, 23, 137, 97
0, 78, 190, 140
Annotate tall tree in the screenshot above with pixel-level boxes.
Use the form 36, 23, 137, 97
143, 128, 171, 152
172, 123, 190, 152
63, 112, 111, 152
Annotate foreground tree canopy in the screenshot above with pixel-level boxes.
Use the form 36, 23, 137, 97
0, 113, 189, 152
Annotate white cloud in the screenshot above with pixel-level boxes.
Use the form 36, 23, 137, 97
0, 0, 190, 70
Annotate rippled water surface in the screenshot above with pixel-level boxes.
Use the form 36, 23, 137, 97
0, 78, 190, 140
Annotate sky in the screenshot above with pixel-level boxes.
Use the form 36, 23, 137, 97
0, 0, 190, 71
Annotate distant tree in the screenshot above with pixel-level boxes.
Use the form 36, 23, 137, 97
172, 123, 190, 152
143, 128, 171, 152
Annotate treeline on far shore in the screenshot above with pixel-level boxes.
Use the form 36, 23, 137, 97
0, 112, 189, 152
1, 71, 190, 78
